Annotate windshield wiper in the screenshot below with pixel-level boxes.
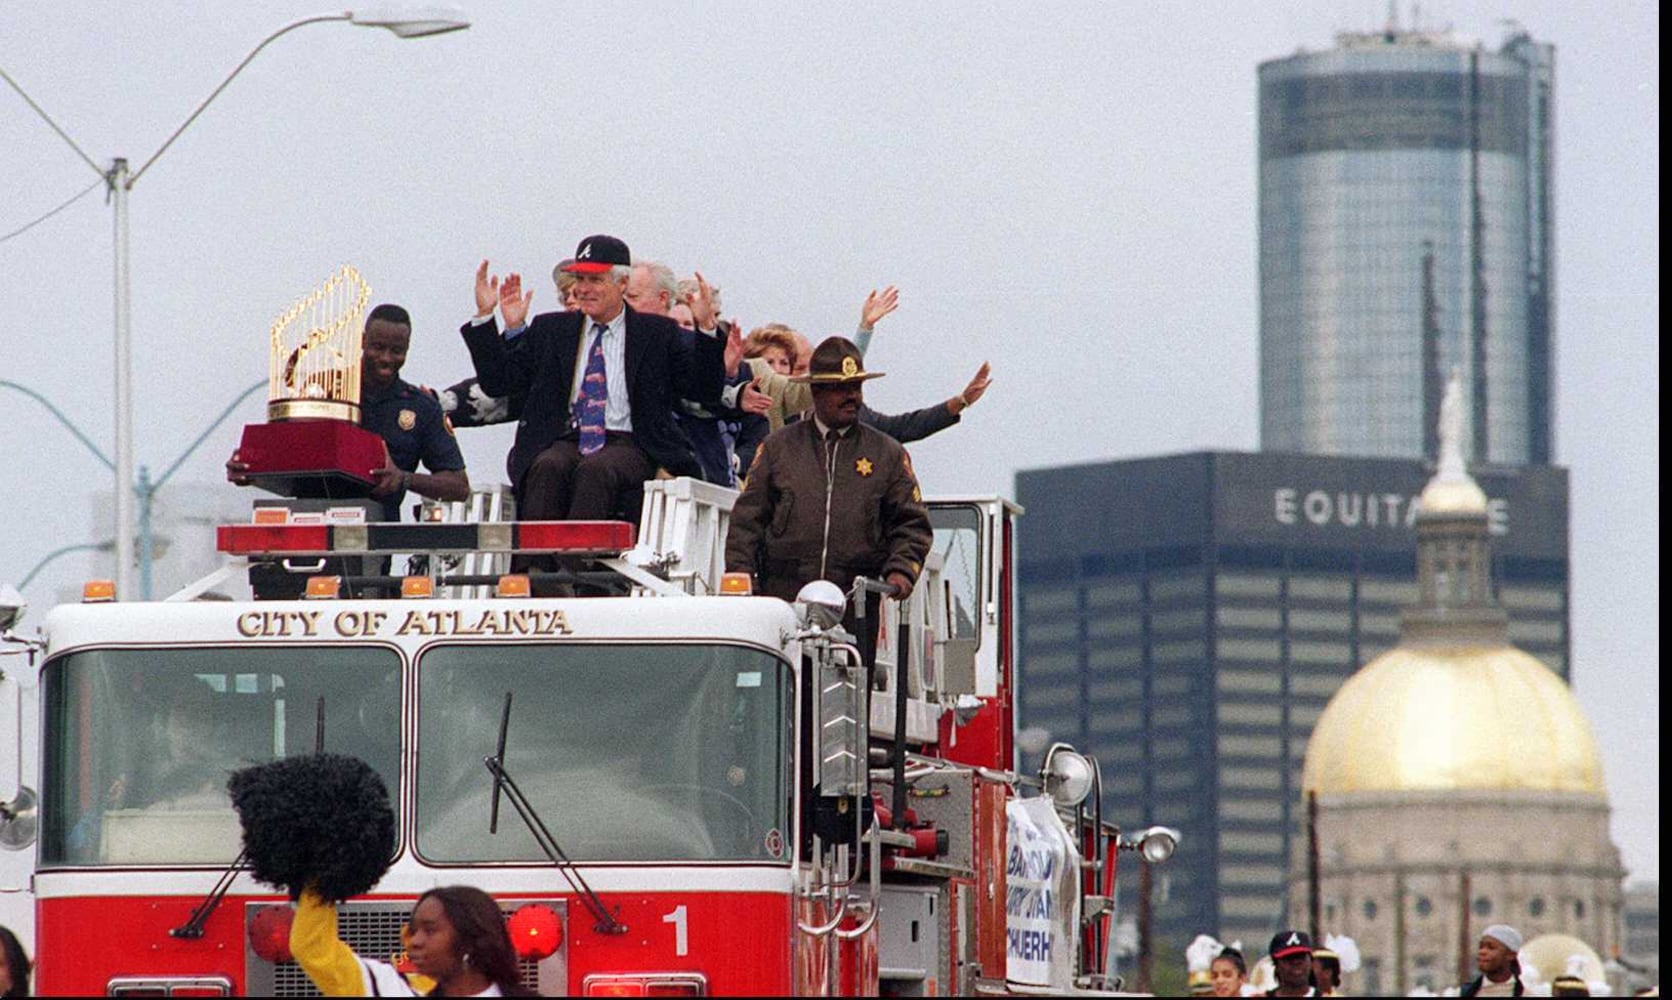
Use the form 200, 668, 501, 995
484, 692, 626, 935
169, 848, 248, 939
171, 695, 328, 939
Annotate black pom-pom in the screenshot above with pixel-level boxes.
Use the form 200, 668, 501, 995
227, 754, 394, 902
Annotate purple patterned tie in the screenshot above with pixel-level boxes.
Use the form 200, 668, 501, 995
577, 323, 609, 456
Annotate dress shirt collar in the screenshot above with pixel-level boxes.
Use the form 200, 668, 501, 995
812, 416, 853, 441
588, 307, 626, 341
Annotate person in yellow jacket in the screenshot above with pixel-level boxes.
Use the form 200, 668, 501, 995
291, 884, 535, 997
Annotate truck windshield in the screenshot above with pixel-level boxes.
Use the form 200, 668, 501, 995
416, 642, 791, 865
40, 646, 402, 867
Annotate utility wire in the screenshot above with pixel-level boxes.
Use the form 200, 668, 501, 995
0, 64, 107, 181
0, 177, 103, 245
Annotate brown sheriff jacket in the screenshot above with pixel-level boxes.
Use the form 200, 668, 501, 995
726, 419, 932, 602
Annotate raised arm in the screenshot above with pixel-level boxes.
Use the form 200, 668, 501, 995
859, 362, 991, 443
476, 259, 533, 330
854, 284, 899, 357
290, 888, 372, 997
461, 261, 540, 399
670, 272, 726, 405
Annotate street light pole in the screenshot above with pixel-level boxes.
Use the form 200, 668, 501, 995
2, 7, 469, 600
0, 381, 114, 472
5, 376, 262, 599
19, 544, 114, 591
113, 156, 134, 601
136, 378, 266, 599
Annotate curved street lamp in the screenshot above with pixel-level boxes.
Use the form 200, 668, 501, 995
0, 7, 469, 600
4, 378, 264, 600
18, 543, 114, 592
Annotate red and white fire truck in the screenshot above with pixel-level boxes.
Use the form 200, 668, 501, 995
2, 477, 1177, 996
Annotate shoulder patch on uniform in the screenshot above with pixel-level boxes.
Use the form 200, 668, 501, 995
397, 409, 417, 431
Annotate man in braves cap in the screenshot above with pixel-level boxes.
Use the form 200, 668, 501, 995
1266, 930, 1316, 997
462, 236, 725, 575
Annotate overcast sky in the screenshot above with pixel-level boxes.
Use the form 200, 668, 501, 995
1, 2, 1658, 880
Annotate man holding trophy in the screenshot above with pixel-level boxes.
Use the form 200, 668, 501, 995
226, 267, 469, 523
355, 303, 470, 521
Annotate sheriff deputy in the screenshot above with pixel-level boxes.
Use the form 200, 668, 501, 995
725, 336, 932, 604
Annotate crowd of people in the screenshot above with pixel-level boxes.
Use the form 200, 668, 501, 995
1183, 925, 1650, 997
439, 234, 989, 509
328, 232, 990, 599
226, 231, 990, 601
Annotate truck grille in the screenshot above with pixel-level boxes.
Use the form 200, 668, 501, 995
245, 898, 565, 996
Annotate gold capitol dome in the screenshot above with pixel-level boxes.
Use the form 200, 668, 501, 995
1303, 372, 1607, 799
1303, 644, 1606, 796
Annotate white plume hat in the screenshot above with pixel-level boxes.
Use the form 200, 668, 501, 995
1186, 933, 1226, 973
1322, 933, 1361, 974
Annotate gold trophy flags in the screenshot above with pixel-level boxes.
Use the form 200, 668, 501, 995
267, 265, 370, 421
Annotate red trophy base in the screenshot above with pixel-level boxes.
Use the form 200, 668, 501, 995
235, 420, 387, 498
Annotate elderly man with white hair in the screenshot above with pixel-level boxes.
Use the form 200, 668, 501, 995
462, 236, 725, 566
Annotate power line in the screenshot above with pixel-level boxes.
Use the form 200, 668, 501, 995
0, 176, 104, 245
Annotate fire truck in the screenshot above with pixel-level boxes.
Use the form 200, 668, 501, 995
1, 477, 1177, 996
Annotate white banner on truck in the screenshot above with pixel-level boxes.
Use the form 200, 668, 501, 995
1004, 795, 1082, 990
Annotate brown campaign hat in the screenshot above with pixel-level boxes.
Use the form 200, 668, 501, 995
789, 336, 885, 384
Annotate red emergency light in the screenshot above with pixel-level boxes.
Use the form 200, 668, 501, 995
247, 904, 295, 963
515, 521, 635, 553
507, 903, 563, 960
217, 523, 331, 555
216, 519, 634, 556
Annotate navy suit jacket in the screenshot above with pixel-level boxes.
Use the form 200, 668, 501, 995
460, 306, 724, 487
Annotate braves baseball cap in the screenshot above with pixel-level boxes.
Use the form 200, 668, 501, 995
561, 234, 631, 274
1269, 930, 1313, 959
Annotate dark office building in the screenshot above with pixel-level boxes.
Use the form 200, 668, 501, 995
1014, 451, 1569, 950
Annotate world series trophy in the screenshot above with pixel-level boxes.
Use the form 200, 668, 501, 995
231, 265, 388, 497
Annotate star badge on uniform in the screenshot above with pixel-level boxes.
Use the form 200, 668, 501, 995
856, 457, 874, 477
398, 409, 417, 431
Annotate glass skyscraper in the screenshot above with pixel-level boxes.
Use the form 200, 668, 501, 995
1259, 26, 1555, 464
